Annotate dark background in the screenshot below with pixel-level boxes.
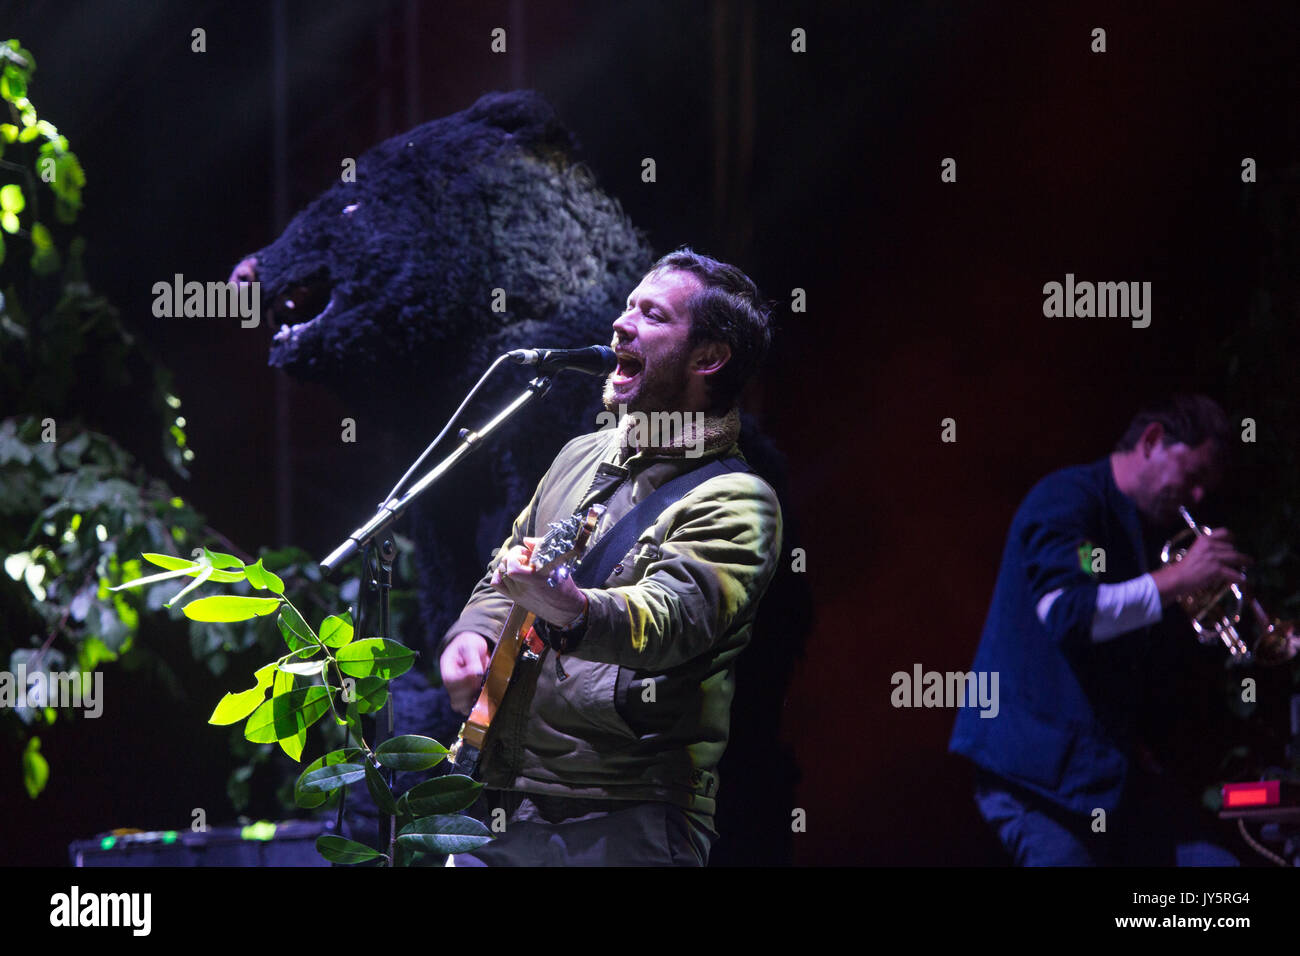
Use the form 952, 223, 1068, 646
2, 0, 1298, 865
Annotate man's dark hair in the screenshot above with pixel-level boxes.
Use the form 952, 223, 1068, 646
649, 247, 773, 412
1115, 395, 1232, 462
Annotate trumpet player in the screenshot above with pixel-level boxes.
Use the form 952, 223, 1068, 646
949, 395, 1248, 866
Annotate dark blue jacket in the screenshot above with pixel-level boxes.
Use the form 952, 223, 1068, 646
949, 457, 1152, 815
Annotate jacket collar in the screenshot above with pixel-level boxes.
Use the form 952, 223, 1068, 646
614, 406, 741, 464
1100, 455, 1148, 573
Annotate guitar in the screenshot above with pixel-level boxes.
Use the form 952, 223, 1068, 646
447, 503, 605, 778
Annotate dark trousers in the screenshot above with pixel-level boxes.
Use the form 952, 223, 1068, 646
450, 790, 712, 867
974, 769, 1239, 866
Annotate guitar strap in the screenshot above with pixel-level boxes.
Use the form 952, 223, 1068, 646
572, 455, 751, 589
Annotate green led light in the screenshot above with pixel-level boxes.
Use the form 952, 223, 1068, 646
241, 821, 277, 841
162, 831, 178, 844
99, 836, 116, 850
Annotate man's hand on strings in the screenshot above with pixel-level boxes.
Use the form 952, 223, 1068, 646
491, 537, 588, 629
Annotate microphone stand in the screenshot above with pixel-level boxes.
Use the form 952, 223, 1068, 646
318, 370, 556, 863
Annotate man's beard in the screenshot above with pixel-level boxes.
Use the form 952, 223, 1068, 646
1137, 489, 1185, 531
602, 339, 693, 415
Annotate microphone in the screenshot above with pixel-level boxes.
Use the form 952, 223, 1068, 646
507, 345, 616, 376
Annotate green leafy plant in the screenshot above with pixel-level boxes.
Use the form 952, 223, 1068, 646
0, 39, 85, 274
113, 552, 492, 865
0, 37, 391, 814
0, 36, 195, 800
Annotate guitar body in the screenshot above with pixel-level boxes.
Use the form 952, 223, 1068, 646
448, 604, 535, 777
447, 504, 603, 778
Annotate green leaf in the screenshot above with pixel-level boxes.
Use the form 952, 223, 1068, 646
76, 636, 118, 672
298, 761, 366, 794
244, 558, 284, 594
0, 182, 23, 213
295, 748, 361, 808
365, 760, 399, 816
209, 663, 276, 725
316, 835, 383, 865
243, 686, 331, 743
401, 774, 483, 816
0, 124, 17, 143
22, 737, 49, 798
131, 553, 244, 583
142, 553, 198, 571
30, 239, 58, 276
336, 638, 415, 679
273, 667, 294, 697
319, 611, 353, 648
375, 734, 449, 771
278, 659, 324, 677
29, 221, 50, 249
279, 725, 307, 762
397, 814, 493, 855
203, 548, 245, 571
277, 604, 317, 655
351, 676, 388, 714
183, 595, 281, 622
1, 67, 26, 101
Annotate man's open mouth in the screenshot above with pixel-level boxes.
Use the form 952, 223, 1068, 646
612, 351, 643, 386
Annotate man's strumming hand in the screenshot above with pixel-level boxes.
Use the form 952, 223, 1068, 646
440, 632, 490, 714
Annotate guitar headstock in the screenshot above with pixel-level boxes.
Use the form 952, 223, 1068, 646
527, 504, 606, 575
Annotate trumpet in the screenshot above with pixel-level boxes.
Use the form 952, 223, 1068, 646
1160, 506, 1299, 665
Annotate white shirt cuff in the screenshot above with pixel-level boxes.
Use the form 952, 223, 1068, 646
1091, 573, 1163, 641
1036, 574, 1163, 642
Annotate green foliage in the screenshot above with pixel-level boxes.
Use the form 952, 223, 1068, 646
400, 775, 481, 816
375, 734, 449, 771
1, 36, 446, 860
0, 39, 207, 806
0, 41, 220, 809
397, 814, 493, 856
316, 835, 383, 865
22, 735, 48, 797
0, 404, 419, 812
335, 638, 416, 680
0, 416, 209, 738
114, 554, 486, 865
0, 39, 81, 283
210, 663, 276, 725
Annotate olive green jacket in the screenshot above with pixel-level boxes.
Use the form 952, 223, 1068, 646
440, 407, 783, 821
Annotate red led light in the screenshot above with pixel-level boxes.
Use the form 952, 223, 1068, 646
1222, 781, 1280, 807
